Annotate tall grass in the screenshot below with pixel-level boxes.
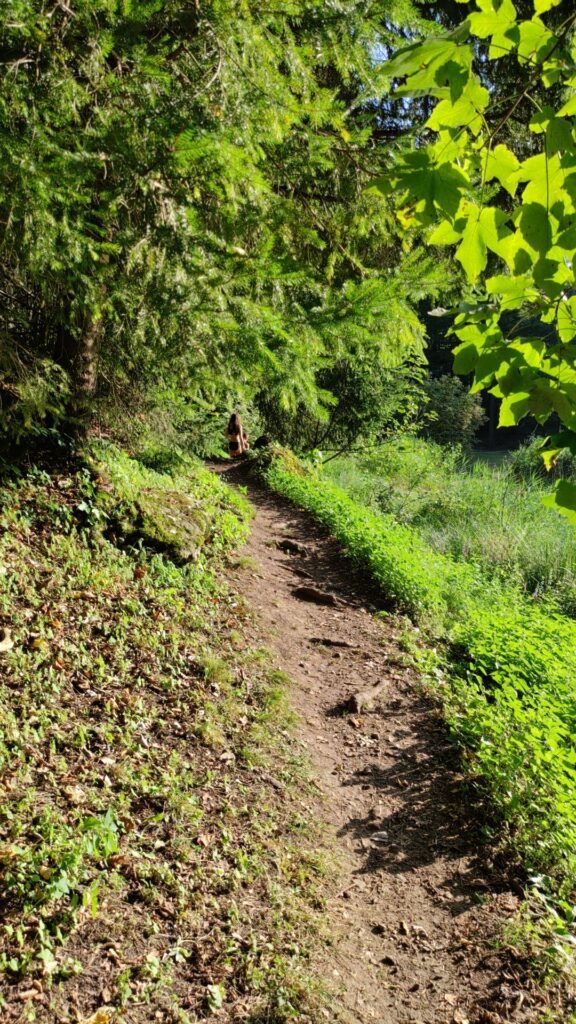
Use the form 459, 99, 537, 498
322, 438, 576, 617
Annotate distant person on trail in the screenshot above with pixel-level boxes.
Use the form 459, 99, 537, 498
225, 412, 249, 459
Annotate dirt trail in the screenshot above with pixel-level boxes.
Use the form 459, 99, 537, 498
216, 464, 541, 1024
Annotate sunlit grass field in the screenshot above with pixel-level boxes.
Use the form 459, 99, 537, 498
323, 437, 576, 618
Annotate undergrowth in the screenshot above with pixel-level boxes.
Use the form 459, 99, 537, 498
323, 438, 576, 618
0, 445, 325, 1023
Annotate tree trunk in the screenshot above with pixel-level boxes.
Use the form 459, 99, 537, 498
59, 313, 101, 433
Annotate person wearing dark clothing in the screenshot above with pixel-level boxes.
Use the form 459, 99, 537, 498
225, 413, 249, 459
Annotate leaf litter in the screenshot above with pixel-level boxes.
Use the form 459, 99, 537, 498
0, 456, 326, 1022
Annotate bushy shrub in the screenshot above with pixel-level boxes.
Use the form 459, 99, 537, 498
0, 354, 70, 444
420, 374, 486, 450
255, 359, 425, 454
509, 435, 576, 484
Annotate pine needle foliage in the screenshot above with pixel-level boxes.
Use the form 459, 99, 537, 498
0, 0, 446, 442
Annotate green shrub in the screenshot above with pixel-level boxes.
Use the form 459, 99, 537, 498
420, 374, 486, 450
509, 436, 576, 484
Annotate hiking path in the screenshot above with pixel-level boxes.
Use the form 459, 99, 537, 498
214, 463, 544, 1024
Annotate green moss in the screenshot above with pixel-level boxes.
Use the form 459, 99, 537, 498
137, 488, 210, 562
87, 440, 251, 563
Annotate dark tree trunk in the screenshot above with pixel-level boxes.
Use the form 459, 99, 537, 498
59, 314, 101, 433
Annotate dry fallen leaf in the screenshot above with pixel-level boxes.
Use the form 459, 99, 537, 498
81, 1009, 115, 1024
0, 628, 14, 653
64, 785, 87, 804
0, 844, 23, 860
16, 990, 44, 1002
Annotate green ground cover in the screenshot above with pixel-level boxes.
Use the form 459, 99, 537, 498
263, 451, 576, 897
323, 438, 576, 618
0, 444, 325, 1022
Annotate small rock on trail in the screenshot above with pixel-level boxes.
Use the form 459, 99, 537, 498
292, 585, 340, 606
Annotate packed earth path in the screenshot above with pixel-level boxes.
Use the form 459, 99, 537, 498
210, 461, 550, 1024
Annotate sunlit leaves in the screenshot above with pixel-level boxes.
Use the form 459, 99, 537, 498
483, 144, 520, 193
384, 0, 576, 517
534, 0, 562, 13
1, 0, 442, 442
543, 480, 576, 524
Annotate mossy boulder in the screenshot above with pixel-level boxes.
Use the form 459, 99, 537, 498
136, 488, 211, 562
87, 442, 251, 563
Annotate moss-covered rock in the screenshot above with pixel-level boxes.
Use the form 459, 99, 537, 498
137, 488, 210, 562
86, 441, 251, 564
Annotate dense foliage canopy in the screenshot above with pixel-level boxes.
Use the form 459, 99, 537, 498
3, 0, 576, 513
0, 0, 447, 448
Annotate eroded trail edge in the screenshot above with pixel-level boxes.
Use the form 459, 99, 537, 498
219, 466, 542, 1024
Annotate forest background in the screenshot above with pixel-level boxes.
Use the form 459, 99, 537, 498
1, 0, 573, 481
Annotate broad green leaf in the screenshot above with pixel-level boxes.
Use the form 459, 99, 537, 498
558, 94, 576, 118
547, 117, 573, 155
456, 211, 486, 281
391, 156, 470, 224
513, 202, 551, 256
472, 348, 509, 391
453, 341, 478, 373
529, 106, 555, 133
428, 220, 464, 244
483, 144, 520, 195
516, 18, 555, 64
427, 95, 484, 132
468, 11, 500, 37
557, 297, 576, 344
499, 391, 531, 426
532, 256, 563, 296
509, 337, 545, 368
528, 379, 557, 420
484, 0, 518, 60
470, 0, 516, 50
384, 39, 463, 82
486, 273, 536, 308
478, 206, 514, 257
518, 152, 566, 209
527, 107, 573, 156
542, 480, 576, 525
534, 0, 562, 11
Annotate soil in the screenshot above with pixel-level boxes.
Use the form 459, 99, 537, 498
214, 462, 551, 1024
